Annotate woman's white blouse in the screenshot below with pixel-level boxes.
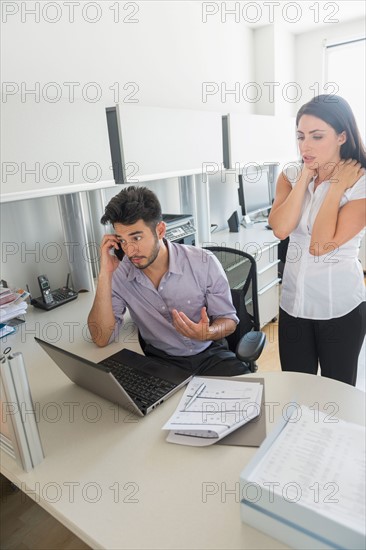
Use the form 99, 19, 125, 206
280, 165, 366, 320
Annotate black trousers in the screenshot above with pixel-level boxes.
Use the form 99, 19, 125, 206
279, 303, 366, 386
143, 339, 251, 377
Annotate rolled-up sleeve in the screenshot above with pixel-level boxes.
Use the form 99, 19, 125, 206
205, 253, 239, 324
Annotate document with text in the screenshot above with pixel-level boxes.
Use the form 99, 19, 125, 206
246, 406, 366, 536
162, 376, 263, 446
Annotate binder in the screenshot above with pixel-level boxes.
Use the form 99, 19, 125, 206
0, 352, 44, 471
239, 406, 366, 550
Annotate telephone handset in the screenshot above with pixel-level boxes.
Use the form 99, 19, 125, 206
38, 275, 54, 305
114, 242, 125, 261
32, 274, 78, 310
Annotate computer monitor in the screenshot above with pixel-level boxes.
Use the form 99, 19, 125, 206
238, 168, 272, 224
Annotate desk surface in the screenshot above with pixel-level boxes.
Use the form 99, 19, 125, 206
204, 221, 279, 252
1, 294, 365, 550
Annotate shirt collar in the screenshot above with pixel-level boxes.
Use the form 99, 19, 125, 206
125, 239, 183, 282
165, 239, 183, 275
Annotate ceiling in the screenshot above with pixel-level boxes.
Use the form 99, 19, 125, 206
245, 0, 365, 34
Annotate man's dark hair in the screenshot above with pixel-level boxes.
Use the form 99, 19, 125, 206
100, 186, 162, 229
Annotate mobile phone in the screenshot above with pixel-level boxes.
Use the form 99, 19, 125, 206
114, 242, 125, 261
37, 275, 55, 305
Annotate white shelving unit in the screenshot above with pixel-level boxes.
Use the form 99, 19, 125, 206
115, 104, 223, 182
1, 96, 114, 202
224, 112, 298, 169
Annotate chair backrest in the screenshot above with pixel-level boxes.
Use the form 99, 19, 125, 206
203, 246, 260, 353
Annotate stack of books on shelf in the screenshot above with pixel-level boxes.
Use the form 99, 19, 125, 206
240, 405, 365, 550
0, 288, 29, 337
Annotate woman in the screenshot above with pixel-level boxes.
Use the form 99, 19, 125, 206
268, 94, 366, 386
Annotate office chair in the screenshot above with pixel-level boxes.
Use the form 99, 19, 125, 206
203, 246, 266, 373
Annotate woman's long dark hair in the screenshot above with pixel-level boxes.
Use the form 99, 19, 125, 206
296, 95, 366, 168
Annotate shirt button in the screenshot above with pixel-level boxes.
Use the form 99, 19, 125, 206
160, 286, 163, 290
187, 300, 191, 304
162, 306, 166, 310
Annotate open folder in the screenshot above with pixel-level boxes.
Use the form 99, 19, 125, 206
162, 376, 265, 447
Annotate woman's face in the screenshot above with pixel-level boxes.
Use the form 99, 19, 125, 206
296, 114, 346, 171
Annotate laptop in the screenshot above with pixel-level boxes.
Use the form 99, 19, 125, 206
35, 337, 192, 417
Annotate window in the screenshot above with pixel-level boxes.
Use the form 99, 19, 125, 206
324, 38, 366, 139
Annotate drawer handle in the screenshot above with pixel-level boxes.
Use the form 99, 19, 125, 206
257, 260, 281, 275
259, 243, 280, 254
258, 278, 281, 295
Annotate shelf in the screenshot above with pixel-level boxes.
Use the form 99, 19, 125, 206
0, 180, 116, 204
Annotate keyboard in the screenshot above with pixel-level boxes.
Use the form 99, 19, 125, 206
101, 358, 176, 405
52, 287, 78, 303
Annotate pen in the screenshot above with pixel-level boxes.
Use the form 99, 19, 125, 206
184, 382, 206, 411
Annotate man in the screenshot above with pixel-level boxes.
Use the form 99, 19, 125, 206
88, 186, 250, 376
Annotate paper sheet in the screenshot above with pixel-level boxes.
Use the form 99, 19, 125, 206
163, 377, 262, 446
247, 406, 366, 534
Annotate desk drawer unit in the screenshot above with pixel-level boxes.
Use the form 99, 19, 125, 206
255, 244, 280, 327
207, 243, 280, 328
255, 244, 278, 274
257, 261, 280, 290
258, 279, 281, 327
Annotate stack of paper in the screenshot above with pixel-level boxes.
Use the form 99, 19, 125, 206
0, 288, 28, 324
240, 406, 366, 549
162, 376, 263, 446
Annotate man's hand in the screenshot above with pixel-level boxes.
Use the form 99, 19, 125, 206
172, 307, 212, 341
100, 234, 121, 275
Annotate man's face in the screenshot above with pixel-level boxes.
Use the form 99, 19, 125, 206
113, 219, 165, 270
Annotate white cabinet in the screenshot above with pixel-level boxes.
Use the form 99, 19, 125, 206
1, 96, 114, 203
224, 112, 298, 168
115, 104, 223, 182
256, 244, 281, 326
204, 223, 280, 328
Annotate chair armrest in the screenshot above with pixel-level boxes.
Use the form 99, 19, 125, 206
236, 331, 266, 362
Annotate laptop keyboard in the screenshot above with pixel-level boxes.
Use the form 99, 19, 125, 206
101, 358, 176, 406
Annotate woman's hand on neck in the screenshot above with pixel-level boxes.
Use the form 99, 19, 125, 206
315, 160, 340, 187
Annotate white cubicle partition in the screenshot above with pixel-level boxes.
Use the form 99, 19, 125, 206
1, 96, 114, 202
116, 104, 223, 182
225, 112, 298, 169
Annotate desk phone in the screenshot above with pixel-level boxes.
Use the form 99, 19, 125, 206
32, 275, 78, 310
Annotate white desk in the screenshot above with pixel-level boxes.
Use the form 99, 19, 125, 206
1, 293, 365, 550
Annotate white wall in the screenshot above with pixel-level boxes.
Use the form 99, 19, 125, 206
0, 197, 72, 294
252, 25, 296, 116
1, 1, 256, 291
1, 3, 364, 292
294, 18, 365, 113
274, 27, 296, 117
1, 1, 255, 112
253, 25, 275, 115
